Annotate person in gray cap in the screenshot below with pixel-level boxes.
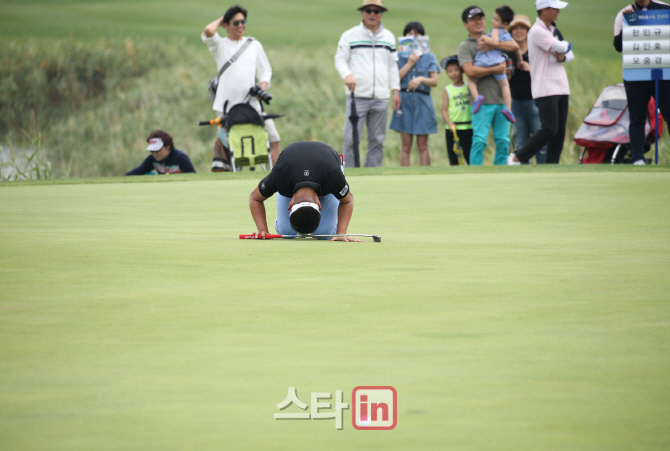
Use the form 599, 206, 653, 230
335, 0, 401, 167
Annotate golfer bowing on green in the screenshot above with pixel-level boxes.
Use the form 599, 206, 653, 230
248, 141, 361, 242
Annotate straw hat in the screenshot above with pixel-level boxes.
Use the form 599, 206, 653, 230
357, 0, 388, 12
507, 15, 531, 32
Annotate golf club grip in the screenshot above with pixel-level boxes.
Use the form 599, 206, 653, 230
199, 121, 214, 126
239, 234, 283, 239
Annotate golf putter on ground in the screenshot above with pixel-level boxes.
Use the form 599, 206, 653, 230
240, 233, 381, 242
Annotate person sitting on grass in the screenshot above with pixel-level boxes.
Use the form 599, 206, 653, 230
467, 5, 518, 123
247, 141, 360, 242
125, 130, 196, 176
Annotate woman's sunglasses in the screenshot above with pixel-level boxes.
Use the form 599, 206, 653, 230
232, 19, 246, 26
364, 8, 382, 15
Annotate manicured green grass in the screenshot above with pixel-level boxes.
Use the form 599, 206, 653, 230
1, 169, 669, 450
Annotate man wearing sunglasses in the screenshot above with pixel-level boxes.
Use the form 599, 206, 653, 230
335, 0, 401, 167
202, 5, 282, 170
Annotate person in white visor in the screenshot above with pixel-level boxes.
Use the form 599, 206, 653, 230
247, 141, 360, 242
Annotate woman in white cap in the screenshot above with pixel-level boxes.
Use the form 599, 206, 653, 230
125, 130, 196, 175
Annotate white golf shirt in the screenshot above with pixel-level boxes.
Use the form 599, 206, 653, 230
201, 33, 272, 114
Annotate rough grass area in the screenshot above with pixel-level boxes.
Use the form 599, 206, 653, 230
1, 170, 669, 450
3, 39, 663, 177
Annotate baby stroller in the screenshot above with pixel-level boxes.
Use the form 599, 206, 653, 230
200, 85, 282, 172
574, 83, 663, 164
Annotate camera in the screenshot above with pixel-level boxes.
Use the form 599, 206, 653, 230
249, 84, 273, 105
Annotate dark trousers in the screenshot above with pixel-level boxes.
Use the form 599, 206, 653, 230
624, 79, 670, 162
515, 95, 569, 164
446, 128, 473, 165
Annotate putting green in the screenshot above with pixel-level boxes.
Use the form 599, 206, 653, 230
1, 170, 669, 450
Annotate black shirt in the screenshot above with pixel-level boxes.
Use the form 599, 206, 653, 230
124, 149, 196, 175
507, 50, 532, 101
258, 141, 350, 200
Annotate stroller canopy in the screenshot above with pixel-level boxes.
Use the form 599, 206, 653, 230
573, 84, 645, 147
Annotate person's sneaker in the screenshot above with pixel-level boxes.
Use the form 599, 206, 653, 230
507, 153, 521, 166
473, 95, 485, 114
502, 106, 516, 123
633, 159, 647, 165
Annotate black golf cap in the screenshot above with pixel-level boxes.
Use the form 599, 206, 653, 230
462, 6, 484, 23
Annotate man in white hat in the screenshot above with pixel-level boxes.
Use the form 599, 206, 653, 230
334, 0, 401, 167
613, 0, 670, 165
507, 0, 574, 165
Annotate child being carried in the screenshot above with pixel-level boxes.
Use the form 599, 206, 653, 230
468, 5, 518, 123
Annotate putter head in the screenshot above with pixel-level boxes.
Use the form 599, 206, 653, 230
372, 235, 381, 243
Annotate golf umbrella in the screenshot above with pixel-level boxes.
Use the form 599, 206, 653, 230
349, 92, 360, 167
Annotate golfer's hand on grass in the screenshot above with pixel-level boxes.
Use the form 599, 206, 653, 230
251, 231, 270, 239
345, 75, 356, 92
330, 236, 362, 242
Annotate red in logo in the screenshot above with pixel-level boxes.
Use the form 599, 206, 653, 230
351, 386, 397, 430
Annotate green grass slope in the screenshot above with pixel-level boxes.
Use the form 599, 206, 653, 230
1, 170, 669, 450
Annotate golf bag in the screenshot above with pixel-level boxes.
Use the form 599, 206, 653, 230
574, 83, 663, 164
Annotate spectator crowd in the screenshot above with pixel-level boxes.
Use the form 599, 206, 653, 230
125, 0, 669, 175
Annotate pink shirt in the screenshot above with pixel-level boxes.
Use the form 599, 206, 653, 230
528, 18, 570, 98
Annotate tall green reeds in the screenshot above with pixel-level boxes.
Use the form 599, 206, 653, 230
2, 37, 667, 178
0, 118, 51, 181
1, 38, 171, 138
